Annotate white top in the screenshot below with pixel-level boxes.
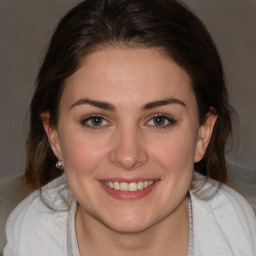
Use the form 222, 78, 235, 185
4, 174, 256, 256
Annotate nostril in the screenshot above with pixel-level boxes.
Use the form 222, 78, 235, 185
109, 150, 148, 170
108, 130, 148, 170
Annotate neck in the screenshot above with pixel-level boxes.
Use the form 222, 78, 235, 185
76, 197, 189, 256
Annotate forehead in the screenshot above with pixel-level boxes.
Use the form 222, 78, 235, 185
62, 47, 196, 109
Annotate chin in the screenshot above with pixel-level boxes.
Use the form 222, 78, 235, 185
99, 209, 160, 233
108, 220, 153, 234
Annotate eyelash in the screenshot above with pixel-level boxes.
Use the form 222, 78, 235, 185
146, 114, 176, 129
80, 114, 176, 130
80, 114, 110, 130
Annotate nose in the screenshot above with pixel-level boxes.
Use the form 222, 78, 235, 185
108, 127, 148, 170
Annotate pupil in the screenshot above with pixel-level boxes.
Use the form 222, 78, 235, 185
92, 117, 102, 126
153, 116, 165, 125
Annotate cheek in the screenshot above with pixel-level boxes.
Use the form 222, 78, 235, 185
59, 131, 109, 176
149, 129, 197, 172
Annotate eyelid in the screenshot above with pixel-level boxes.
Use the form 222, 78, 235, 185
80, 113, 176, 130
144, 114, 176, 128
80, 114, 111, 129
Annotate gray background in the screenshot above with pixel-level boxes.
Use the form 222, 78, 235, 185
0, 0, 255, 180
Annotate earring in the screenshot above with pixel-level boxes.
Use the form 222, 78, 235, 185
56, 159, 64, 169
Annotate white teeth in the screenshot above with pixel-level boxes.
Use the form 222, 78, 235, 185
109, 181, 114, 188
148, 181, 154, 186
128, 182, 137, 192
120, 182, 129, 191
143, 181, 149, 188
114, 182, 120, 190
137, 181, 144, 190
104, 180, 155, 191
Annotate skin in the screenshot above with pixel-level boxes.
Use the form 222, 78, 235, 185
43, 47, 216, 255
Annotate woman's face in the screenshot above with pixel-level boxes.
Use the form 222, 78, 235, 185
46, 47, 215, 232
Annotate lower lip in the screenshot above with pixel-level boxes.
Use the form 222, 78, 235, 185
99, 180, 160, 200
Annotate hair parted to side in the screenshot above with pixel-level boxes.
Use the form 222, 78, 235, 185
25, 0, 233, 190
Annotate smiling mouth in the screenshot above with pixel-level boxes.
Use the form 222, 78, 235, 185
101, 180, 156, 192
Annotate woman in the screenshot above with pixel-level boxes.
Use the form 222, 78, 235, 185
4, 0, 256, 255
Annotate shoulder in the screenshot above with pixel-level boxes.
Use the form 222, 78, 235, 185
4, 175, 73, 256
190, 176, 256, 255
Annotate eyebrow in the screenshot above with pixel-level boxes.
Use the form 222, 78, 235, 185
70, 97, 186, 111
70, 99, 116, 111
142, 98, 186, 110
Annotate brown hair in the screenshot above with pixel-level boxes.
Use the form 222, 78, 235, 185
25, 0, 233, 190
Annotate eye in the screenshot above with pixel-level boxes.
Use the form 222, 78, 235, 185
81, 115, 110, 129
146, 115, 176, 128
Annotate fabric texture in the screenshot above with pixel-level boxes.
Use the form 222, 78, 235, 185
3, 174, 256, 256
0, 176, 31, 255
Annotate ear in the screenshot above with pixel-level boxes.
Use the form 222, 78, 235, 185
41, 112, 63, 159
194, 112, 217, 163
